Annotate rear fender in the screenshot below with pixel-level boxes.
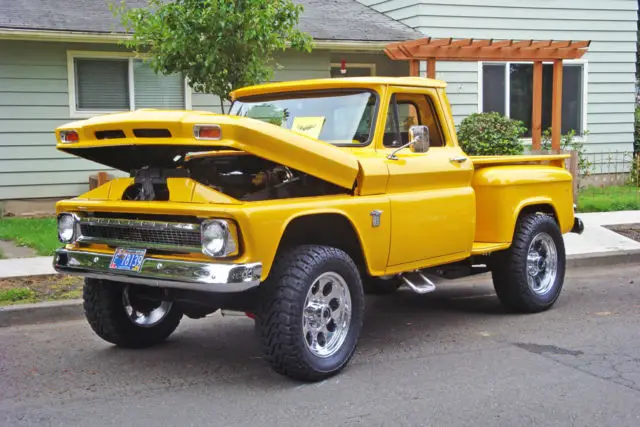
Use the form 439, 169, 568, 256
473, 165, 574, 243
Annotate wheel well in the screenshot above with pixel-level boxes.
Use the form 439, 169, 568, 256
514, 203, 560, 232
518, 203, 558, 224
278, 214, 366, 272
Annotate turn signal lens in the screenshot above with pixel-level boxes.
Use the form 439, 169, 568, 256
193, 125, 222, 140
59, 130, 80, 143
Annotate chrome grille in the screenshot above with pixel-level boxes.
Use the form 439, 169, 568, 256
78, 218, 201, 252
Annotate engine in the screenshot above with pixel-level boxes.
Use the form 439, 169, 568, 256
185, 153, 346, 201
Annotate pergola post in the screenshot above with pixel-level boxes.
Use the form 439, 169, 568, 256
531, 61, 543, 151
426, 58, 436, 79
409, 60, 420, 77
552, 59, 564, 152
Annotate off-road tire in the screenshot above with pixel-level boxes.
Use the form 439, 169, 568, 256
83, 278, 182, 348
491, 213, 566, 313
363, 277, 401, 295
256, 245, 365, 382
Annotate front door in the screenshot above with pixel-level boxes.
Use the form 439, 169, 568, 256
381, 88, 475, 269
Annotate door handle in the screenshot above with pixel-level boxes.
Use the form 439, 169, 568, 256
450, 156, 468, 163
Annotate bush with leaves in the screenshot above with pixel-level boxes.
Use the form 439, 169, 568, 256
113, 0, 313, 113
541, 128, 592, 181
634, 106, 640, 154
631, 106, 639, 185
456, 112, 527, 156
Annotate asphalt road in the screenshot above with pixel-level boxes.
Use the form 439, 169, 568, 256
2, 264, 640, 427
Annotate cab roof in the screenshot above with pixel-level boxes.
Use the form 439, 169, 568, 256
230, 76, 447, 100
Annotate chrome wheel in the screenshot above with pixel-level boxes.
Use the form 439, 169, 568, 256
303, 272, 352, 358
122, 285, 173, 328
526, 232, 558, 295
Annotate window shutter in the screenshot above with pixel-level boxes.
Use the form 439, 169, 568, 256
75, 58, 129, 110
133, 60, 185, 109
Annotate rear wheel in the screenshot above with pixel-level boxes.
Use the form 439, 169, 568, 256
257, 245, 364, 382
492, 213, 566, 313
83, 279, 182, 348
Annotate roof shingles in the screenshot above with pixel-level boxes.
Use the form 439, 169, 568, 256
0, 0, 420, 42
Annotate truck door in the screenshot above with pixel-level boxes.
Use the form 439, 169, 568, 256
382, 88, 475, 269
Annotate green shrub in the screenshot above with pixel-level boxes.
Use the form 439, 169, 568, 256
457, 112, 527, 156
630, 153, 639, 186
634, 106, 639, 154
630, 106, 639, 184
541, 128, 593, 182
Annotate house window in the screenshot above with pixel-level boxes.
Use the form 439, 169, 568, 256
68, 51, 189, 117
480, 62, 586, 137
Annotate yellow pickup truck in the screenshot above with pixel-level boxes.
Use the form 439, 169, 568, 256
53, 76, 583, 381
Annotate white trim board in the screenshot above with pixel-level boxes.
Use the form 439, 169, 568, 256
1, 28, 392, 52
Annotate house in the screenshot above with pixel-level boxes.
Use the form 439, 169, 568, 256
0, 0, 637, 200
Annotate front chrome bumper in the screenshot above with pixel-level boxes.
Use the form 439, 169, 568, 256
53, 249, 262, 293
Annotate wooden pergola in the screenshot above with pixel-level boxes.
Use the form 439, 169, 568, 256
385, 37, 591, 151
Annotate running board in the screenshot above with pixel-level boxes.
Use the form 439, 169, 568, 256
400, 271, 437, 294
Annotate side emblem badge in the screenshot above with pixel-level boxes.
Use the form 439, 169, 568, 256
370, 210, 383, 227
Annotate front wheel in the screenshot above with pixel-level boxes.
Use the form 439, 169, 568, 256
491, 213, 566, 313
83, 279, 183, 348
256, 245, 365, 382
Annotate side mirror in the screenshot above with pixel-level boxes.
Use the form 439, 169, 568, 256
409, 125, 430, 153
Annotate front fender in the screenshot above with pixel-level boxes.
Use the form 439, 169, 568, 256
239, 195, 391, 279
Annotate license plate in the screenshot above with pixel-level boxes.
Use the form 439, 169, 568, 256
109, 248, 146, 272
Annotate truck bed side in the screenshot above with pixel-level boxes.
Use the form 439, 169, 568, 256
470, 155, 575, 247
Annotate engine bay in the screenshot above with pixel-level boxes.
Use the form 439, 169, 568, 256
123, 152, 348, 202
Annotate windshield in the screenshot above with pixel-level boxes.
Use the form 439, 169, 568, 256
229, 90, 377, 145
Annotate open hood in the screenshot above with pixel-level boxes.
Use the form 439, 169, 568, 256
55, 110, 361, 190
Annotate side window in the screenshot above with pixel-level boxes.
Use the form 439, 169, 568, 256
383, 93, 445, 148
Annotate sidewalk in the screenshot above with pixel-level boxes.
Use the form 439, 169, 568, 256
0, 210, 638, 280
0, 256, 57, 279
564, 210, 640, 255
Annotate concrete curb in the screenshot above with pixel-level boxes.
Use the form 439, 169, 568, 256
0, 299, 83, 328
1, 250, 639, 328
566, 249, 640, 268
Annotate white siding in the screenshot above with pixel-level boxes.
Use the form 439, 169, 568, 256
360, 0, 638, 154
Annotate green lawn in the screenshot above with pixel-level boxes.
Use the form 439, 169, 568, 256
0, 217, 59, 256
577, 185, 640, 213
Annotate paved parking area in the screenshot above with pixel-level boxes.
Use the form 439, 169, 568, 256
2, 264, 640, 426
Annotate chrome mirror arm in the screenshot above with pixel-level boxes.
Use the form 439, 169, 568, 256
387, 138, 416, 160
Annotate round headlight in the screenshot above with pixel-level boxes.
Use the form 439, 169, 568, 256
202, 221, 227, 256
57, 213, 77, 243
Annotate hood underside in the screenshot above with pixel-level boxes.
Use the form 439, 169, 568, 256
55, 110, 361, 190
